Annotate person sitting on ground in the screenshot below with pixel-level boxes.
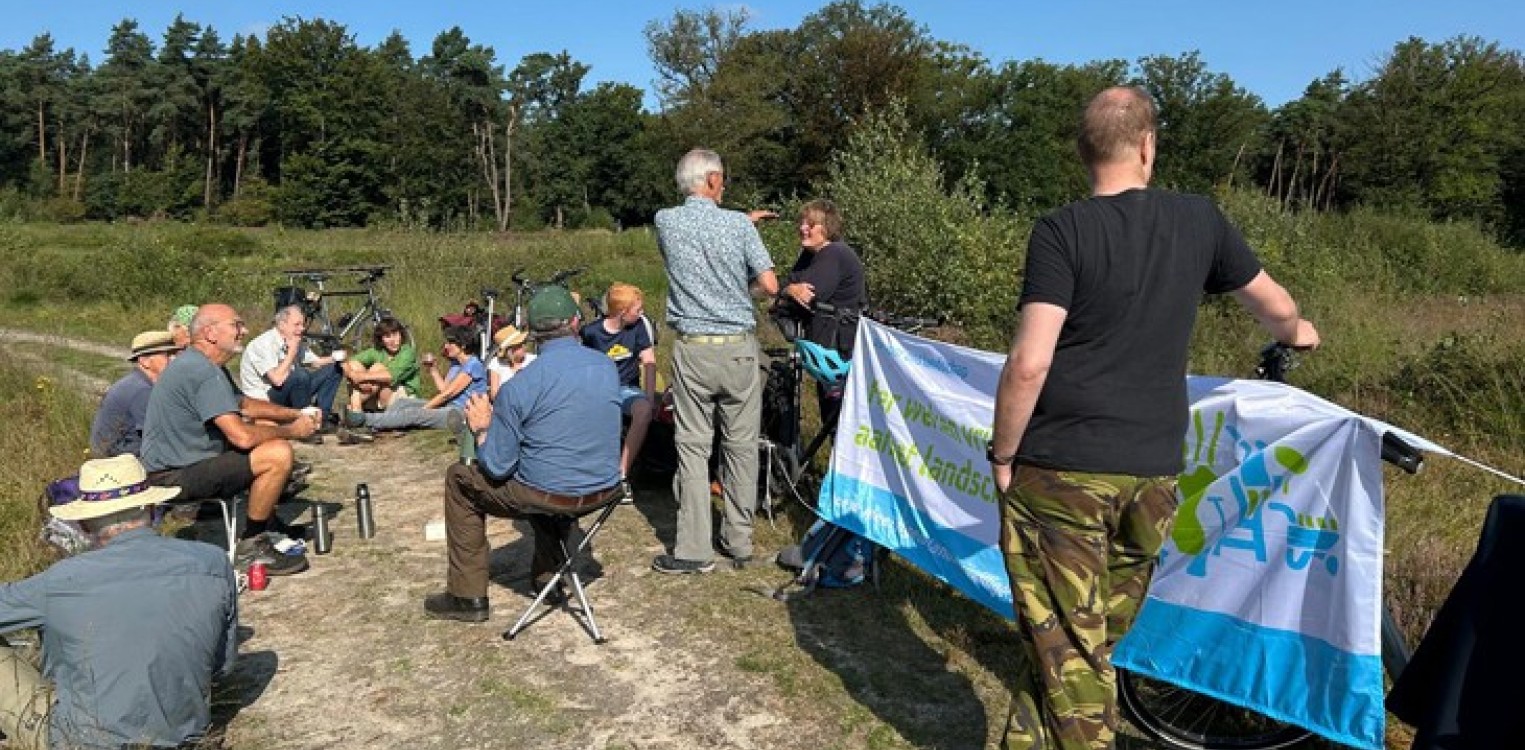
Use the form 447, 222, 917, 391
89, 330, 183, 458
347, 325, 486, 432
141, 303, 317, 576
238, 305, 345, 432
0, 454, 238, 750
580, 282, 656, 479
343, 317, 420, 413
424, 285, 623, 623
486, 325, 536, 400
168, 304, 197, 349
774, 198, 867, 428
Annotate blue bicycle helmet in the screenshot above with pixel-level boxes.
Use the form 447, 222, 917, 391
795, 339, 851, 386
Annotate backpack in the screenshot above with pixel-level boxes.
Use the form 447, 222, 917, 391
773, 520, 878, 600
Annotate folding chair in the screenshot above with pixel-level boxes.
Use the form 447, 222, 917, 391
165, 493, 246, 563
501, 484, 628, 645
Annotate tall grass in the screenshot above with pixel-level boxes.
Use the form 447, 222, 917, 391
0, 360, 95, 581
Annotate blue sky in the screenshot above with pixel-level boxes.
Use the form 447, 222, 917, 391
5, 1, 1521, 109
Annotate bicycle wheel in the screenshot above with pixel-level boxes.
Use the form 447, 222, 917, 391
1118, 669, 1311, 750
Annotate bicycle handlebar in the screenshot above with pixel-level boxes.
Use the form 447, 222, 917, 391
1256, 342, 1423, 475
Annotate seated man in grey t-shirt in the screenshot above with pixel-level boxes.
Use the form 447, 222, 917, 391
141, 304, 319, 576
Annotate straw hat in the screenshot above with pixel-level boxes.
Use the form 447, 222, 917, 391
51, 455, 180, 521
493, 325, 529, 354
129, 330, 182, 360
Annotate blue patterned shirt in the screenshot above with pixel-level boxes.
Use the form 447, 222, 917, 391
654, 196, 774, 335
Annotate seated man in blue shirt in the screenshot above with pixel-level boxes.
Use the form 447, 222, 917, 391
0, 455, 238, 750
88, 330, 182, 458
424, 285, 624, 623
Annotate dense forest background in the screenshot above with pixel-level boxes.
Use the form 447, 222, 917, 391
2, 1, 1522, 246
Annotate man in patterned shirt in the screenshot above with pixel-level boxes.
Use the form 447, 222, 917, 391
651, 148, 779, 574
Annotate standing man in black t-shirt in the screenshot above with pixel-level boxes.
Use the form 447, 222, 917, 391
986, 86, 1320, 750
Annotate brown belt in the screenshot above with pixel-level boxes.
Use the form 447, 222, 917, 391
677, 332, 750, 344
523, 485, 622, 513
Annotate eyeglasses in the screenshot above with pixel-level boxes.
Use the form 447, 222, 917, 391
215, 319, 247, 331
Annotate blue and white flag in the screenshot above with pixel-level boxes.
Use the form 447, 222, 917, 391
819, 320, 1452, 750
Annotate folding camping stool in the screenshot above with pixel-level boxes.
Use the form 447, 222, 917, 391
501, 484, 629, 645
166, 492, 246, 563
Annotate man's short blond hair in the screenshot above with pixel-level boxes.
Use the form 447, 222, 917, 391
1077, 86, 1157, 167
604, 283, 644, 317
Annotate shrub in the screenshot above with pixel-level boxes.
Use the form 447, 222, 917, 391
823, 102, 1028, 349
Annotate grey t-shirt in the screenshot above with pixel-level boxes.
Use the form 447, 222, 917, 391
140, 348, 243, 472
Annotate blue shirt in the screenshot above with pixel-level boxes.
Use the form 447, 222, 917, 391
655, 196, 774, 335
479, 337, 622, 495
0, 528, 238, 750
445, 357, 489, 409
89, 369, 153, 458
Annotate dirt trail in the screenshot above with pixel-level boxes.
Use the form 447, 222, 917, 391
221, 436, 820, 750
0, 327, 121, 394
12, 327, 1021, 750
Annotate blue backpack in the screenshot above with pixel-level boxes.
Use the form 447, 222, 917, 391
773, 520, 878, 600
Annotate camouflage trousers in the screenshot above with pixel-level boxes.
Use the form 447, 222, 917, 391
999, 464, 1178, 750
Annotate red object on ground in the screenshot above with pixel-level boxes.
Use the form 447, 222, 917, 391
248, 562, 269, 591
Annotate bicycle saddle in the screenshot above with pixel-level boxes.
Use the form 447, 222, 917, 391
794, 339, 850, 386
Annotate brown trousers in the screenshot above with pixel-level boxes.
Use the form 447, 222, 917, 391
443, 464, 616, 599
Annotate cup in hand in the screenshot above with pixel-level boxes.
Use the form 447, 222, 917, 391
301, 406, 322, 425
421, 352, 436, 367
331, 349, 346, 362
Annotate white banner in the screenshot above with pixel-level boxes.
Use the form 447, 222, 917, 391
819, 321, 1454, 750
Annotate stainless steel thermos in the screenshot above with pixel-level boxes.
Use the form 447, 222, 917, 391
312, 504, 332, 554
356, 483, 375, 539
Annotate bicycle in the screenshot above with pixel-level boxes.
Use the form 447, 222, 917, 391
506, 266, 586, 330
759, 304, 940, 508
275, 265, 411, 355
1116, 342, 1424, 750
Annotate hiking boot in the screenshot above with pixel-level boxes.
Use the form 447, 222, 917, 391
336, 426, 375, 445
235, 533, 309, 576
341, 408, 367, 429
719, 546, 765, 571
423, 592, 489, 623
651, 554, 715, 575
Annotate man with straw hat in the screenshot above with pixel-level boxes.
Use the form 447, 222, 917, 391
88, 330, 183, 458
0, 455, 238, 750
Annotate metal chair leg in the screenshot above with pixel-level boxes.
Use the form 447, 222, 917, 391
502, 498, 622, 644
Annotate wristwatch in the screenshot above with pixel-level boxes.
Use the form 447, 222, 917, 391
985, 440, 1017, 466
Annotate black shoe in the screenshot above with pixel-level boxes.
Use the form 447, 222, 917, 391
297, 433, 324, 446
719, 547, 763, 570
423, 592, 490, 623
651, 554, 715, 575
336, 426, 375, 445
291, 460, 314, 479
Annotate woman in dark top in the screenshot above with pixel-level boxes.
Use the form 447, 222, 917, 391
776, 199, 867, 426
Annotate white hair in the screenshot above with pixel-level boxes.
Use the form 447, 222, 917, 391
675, 149, 723, 195
275, 305, 305, 325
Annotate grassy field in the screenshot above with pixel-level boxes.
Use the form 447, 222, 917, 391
1, 216, 1522, 748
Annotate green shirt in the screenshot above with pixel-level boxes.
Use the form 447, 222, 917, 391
355, 344, 421, 395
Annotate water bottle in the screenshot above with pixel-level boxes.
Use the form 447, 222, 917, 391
356, 483, 375, 539
312, 504, 332, 554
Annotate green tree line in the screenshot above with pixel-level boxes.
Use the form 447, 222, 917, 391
2, 3, 1522, 245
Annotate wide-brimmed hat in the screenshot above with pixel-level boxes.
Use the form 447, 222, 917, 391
528, 286, 580, 328
129, 330, 182, 361
51, 455, 180, 521
493, 325, 528, 354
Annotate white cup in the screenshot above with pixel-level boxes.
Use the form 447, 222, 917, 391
301, 406, 322, 423
331, 349, 347, 362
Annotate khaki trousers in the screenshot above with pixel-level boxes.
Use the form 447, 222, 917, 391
0, 642, 51, 750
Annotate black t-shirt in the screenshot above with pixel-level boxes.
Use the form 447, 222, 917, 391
1017, 188, 1262, 476
780, 241, 867, 354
